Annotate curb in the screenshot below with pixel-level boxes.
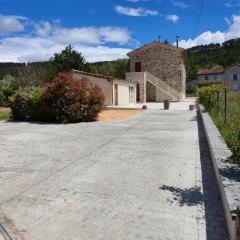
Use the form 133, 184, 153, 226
199, 104, 240, 240
0, 224, 13, 240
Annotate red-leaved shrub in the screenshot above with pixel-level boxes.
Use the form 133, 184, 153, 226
42, 73, 105, 123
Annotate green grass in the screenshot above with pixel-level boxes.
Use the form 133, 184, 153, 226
208, 91, 240, 165
0, 107, 11, 121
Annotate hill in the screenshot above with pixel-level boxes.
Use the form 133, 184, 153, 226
186, 38, 240, 80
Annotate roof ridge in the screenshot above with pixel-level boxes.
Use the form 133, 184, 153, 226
127, 41, 185, 57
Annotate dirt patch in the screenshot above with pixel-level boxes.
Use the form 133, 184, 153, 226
98, 109, 144, 121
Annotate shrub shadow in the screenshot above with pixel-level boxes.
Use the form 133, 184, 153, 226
219, 166, 240, 182
159, 185, 202, 206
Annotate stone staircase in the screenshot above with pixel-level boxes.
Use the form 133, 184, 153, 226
145, 72, 181, 101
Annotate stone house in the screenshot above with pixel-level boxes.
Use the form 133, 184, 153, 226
224, 64, 240, 90
196, 64, 240, 91
126, 41, 187, 103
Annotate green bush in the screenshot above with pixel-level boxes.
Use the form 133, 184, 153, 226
0, 75, 19, 106
10, 87, 43, 121
42, 73, 105, 123
197, 84, 223, 111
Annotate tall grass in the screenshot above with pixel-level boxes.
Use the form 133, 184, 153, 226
208, 91, 240, 165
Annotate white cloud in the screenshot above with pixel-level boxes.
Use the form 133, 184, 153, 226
224, 0, 240, 7
0, 15, 26, 35
0, 18, 133, 62
33, 21, 132, 45
166, 14, 180, 23
98, 27, 131, 44
177, 15, 240, 48
171, 1, 190, 8
37, 21, 52, 37
224, 17, 231, 25
125, 0, 149, 2
0, 37, 132, 62
115, 5, 158, 16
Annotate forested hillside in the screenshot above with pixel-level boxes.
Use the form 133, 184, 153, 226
1, 38, 240, 81
186, 38, 240, 80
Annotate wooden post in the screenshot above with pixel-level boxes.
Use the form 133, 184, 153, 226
217, 91, 220, 116
224, 88, 227, 124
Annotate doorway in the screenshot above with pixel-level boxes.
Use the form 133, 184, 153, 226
114, 84, 118, 105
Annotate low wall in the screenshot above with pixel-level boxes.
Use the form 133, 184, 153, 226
199, 104, 240, 240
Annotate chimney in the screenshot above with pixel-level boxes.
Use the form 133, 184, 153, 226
176, 35, 179, 47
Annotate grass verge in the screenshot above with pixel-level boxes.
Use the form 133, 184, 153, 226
0, 107, 11, 121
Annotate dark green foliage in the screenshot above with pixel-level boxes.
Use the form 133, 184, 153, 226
186, 84, 197, 96
187, 38, 240, 81
0, 62, 25, 79
10, 87, 43, 121
42, 73, 105, 123
88, 59, 129, 79
49, 45, 86, 75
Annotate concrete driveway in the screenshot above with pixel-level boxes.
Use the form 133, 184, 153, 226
0, 109, 228, 240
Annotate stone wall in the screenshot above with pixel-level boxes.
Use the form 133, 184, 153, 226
146, 81, 156, 101
129, 43, 186, 95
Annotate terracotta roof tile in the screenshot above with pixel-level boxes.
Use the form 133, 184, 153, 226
197, 67, 225, 75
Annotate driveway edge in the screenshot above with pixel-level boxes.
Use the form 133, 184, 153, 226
199, 104, 240, 240
0, 224, 13, 240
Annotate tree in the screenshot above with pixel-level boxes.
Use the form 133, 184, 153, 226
49, 45, 86, 75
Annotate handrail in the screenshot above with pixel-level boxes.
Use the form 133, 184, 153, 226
145, 72, 180, 100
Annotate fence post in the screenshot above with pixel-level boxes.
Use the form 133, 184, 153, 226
236, 207, 240, 240
217, 91, 220, 116
208, 94, 211, 111
224, 88, 227, 124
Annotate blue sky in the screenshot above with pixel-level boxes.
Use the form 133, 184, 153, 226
0, 0, 240, 62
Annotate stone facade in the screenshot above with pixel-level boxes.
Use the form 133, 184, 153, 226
127, 41, 186, 101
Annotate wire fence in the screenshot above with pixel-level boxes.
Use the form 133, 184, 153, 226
205, 88, 240, 164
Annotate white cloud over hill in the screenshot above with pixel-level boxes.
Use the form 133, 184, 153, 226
178, 15, 240, 48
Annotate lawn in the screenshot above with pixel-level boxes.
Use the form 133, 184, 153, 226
0, 107, 11, 121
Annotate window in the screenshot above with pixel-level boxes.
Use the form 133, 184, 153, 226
233, 74, 238, 80
135, 62, 141, 72
204, 75, 209, 80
